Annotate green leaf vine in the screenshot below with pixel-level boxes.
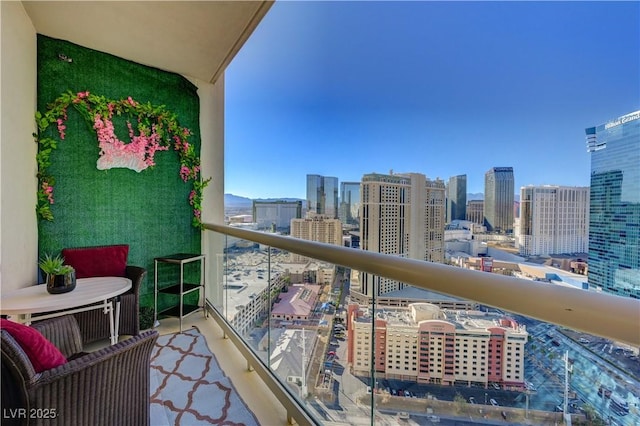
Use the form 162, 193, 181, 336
34, 91, 210, 228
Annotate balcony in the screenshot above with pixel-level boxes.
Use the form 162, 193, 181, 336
150, 223, 638, 425
2, 3, 639, 425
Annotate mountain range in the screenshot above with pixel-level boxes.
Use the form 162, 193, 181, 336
224, 192, 498, 207
225, 194, 304, 207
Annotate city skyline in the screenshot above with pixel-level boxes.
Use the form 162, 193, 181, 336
225, 1, 639, 200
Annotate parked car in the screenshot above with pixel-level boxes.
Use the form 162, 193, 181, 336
490, 398, 499, 406
491, 383, 500, 390
404, 390, 411, 397
468, 396, 476, 404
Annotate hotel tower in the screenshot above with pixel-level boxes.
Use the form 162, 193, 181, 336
358, 172, 445, 298
586, 110, 640, 298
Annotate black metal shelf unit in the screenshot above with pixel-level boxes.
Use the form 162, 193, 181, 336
154, 253, 206, 331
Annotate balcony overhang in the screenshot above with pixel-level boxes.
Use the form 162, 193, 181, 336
22, 1, 273, 84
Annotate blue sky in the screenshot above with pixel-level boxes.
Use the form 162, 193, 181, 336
225, 1, 639, 199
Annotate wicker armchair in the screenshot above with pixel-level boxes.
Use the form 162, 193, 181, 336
1, 315, 158, 426
61, 245, 146, 344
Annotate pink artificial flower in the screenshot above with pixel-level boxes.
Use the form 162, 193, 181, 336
73, 91, 89, 103
127, 121, 137, 139
56, 118, 66, 140
173, 136, 182, 151
126, 96, 138, 107
93, 115, 105, 130
41, 181, 54, 204
180, 166, 190, 182
189, 190, 196, 205
194, 209, 201, 219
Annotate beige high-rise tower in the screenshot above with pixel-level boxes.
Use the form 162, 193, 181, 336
290, 212, 342, 263
518, 185, 589, 256
357, 172, 445, 298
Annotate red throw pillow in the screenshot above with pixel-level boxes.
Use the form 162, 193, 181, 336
62, 244, 129, 279
0, 319, 67, 373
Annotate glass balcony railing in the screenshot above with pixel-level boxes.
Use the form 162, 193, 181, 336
203, 223, 640, 426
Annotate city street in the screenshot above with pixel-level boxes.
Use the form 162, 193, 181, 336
522, 320, 639, 426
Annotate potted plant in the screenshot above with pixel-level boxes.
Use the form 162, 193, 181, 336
39, 254, 76, 294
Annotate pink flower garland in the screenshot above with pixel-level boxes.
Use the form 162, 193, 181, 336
35, 91, 210, 227
93, 112, 168, 172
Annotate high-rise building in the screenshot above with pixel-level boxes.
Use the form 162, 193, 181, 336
324, 176, 339, 219
253, 200, 302, 232
359, 172, 445, 297
586, 110, 640, 299
466, 200, 484, 225
339, 181, 361, 227
518, 186, 589, 256
306, 174, 323, 215
306, 174, 339, 218
290, 212, 342, 263
484, 167, 514, 233
446, 174, 467, 222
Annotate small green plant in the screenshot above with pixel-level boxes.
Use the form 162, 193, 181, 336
39, 254, 74, 275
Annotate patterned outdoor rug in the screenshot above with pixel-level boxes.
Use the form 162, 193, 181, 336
150, 327, 259, 425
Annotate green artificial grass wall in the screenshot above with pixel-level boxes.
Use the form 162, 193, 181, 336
37, 35, 202, 312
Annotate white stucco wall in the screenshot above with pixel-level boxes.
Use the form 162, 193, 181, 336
196, 75, 224, 227
195, 75, 225, 307
0, 1, 39, 292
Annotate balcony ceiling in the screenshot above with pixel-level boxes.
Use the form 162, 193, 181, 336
22, 1, 273, 84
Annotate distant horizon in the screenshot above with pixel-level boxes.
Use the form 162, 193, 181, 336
225, 2, 639, 199
224, 191, 497, 204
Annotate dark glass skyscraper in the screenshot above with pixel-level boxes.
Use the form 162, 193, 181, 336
484, 167, 514, 233
446, 174, 467, 222
306, 174, 324, 214
324, 176, 339, 219
339, 181, 360, 226
586, 110, 640, 299
306, 174, 339, 218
